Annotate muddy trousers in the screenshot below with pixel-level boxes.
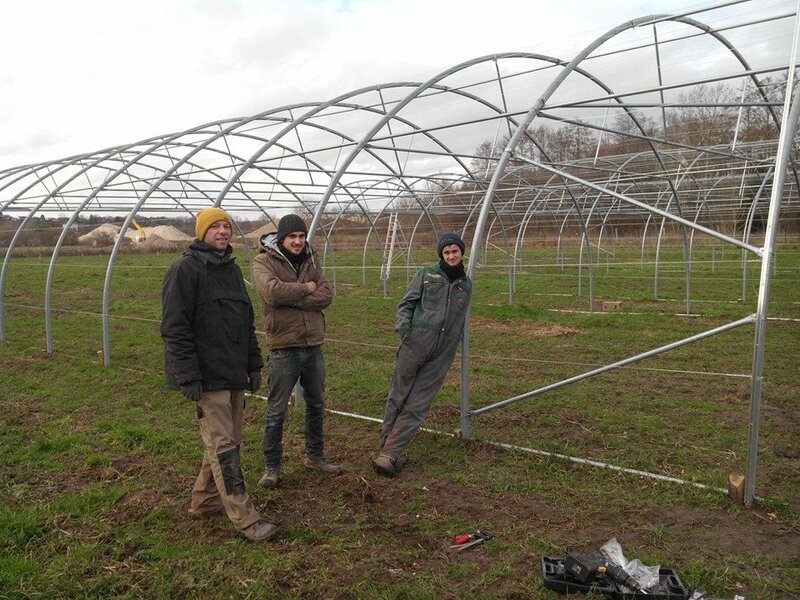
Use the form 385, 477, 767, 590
191, 389, 261, 530
263, 345, 327, 471
379, 343, 457, 462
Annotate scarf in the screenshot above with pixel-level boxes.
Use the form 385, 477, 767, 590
439, 259, 466, 283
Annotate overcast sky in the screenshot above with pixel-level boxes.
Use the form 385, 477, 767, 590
0, 0, 784, 168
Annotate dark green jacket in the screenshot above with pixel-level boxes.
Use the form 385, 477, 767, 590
395, 263, 472, 357
161, 240, 263, 391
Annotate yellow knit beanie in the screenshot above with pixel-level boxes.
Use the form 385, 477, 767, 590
195, 207, 233, 240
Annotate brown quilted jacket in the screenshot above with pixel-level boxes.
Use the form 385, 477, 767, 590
252, 234, 332, 350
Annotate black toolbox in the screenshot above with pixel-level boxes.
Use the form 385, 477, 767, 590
541, 556, 689, 600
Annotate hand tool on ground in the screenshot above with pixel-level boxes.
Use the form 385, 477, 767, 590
565, 552, 648, 594
449, 530, 493, 553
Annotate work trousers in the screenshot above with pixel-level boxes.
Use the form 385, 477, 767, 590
379, 337, 457, 461
191, 389, 261, 530
263, 345, 327, 470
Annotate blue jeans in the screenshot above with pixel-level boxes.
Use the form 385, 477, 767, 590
263, 345, 326, 470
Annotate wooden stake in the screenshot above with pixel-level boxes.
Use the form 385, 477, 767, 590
727, 473, 745, 504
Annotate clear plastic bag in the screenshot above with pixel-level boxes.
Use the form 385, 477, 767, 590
600, 537, 661, 591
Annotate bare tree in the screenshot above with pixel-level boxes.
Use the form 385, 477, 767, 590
666, 83, 737, 147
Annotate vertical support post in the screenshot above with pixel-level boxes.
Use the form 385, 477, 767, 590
744, 10, 800, 506
732, 79, 748, 152
459, 309, 471, 439
653, 24, 669, 139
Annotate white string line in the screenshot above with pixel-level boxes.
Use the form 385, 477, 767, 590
5, 303, 795, 375
8, 300, 797, 325
8, 258, 796, 270
316, 406, 730, 496
0, 347, 757, 497
549, 308, 800, 322
6, 303, 162, 322
325, 337, 752, 378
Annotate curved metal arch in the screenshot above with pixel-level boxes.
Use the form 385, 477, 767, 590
303, 51, 654, 311
314, 171, 476, 293
96, 120, 361, 364
647, 143, 732, 308
89, 105, 430, 362
293, 175, 424, 292
1, 149, 126, 214
0, 161, 83, 203
42, 139, 293, 352
214, 81, 483, 211
316, 174, 441, 290
213, 76, 541, 266
590, 151, 700, 304
463, 13, 751, 437
486, 8, 786, 297
22, 147, 233, 335
95, 91, 471, 317
226, 96, 460, 244
686, 176, 731, 267
306, 53, 575, 242
213, 73, 591, 294
741, 166, 776, 301
498, 10, 797, 315
349, 173, 480, 292
512, 181, 569, 267
478, 55, 668, 306
0, 135, 179, 341
402, 172, 488, 275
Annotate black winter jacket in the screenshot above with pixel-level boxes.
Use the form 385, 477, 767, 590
161, 241, 263, 391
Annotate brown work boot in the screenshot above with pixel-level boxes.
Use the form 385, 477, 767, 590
258, 467, 281, 489
303, 455, 344, 476
187, 506, 225, 519
240, 519, 278, 542
372, 453, 397, 478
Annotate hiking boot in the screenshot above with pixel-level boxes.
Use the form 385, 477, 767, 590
372, 453, 397, 478
258, 467, 281, 489
240, 519, 278, 542
187, 506, 225, 519
303, 455, 344, 476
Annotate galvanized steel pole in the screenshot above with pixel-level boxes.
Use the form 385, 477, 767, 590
744, 3, 800, 506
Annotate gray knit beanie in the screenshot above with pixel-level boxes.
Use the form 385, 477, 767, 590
276, 214, 308, 242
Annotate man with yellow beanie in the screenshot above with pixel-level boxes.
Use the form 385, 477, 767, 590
161, 206, 277, 542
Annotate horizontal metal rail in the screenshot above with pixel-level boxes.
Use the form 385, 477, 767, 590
470, 314, 757, 416
518, 157, 764, 256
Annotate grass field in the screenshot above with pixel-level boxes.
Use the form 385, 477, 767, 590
0, 243, 798, 599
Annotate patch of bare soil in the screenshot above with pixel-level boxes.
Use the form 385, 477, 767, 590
246, 421, 796, 596
3, 355, 47, 369
26, 418, 794, 599
109, 487, 171, 519
471, 316, 581, 338
651, 506, 799, 559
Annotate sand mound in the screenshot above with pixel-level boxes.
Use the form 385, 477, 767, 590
77, 223, 120, 245
136, 233, 180, 252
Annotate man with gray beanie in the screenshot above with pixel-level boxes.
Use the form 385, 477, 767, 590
372, 231, 472, 477
253, 214, 343, 489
